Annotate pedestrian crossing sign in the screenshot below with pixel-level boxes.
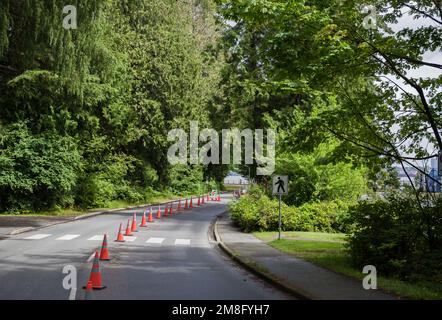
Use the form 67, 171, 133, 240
273, 176, 288, 195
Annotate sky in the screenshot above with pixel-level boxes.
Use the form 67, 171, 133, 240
391, 11, 442, 80
383, 8, 441, 170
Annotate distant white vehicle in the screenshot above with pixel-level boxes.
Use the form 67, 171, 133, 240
223, 172, 249, 186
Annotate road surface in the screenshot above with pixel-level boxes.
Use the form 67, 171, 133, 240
0, 196, 292, 300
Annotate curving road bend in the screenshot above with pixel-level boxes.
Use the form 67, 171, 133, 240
0, 196, 292, 300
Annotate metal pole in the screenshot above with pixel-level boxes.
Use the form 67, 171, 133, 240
278, 194, 282, 240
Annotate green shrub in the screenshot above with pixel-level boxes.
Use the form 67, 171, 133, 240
345, 195, 442, 282
0, 123, 81, 212
229, 185, 351, 233
74, 174, 115, 208
299, 200, 350, 233
167, 164, 205, 195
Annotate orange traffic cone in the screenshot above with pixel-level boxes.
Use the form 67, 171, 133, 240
131, 213, 137, 232
169, 203, 173, 215
217, 194, 221, 201
184, 198, 188, 209
197, 196, 201, 206
125, 219, 133, 236
140, 211, 148, 227
115, 223, 125, 242
165, 204, 169, 217
190, 197, 193, 208
177, 199, 182, 211
84, 280, 94, 300
207, 194, 210, 201
148, 208, 154, 222
156, 205, 161, 219
83, 251, 106, 290
99, 234, 110, 261
202, 196, 205, 205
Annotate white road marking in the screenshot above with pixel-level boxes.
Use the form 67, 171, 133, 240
175, 239, 191, 246
192, 243, 211, 248
25, 234, 51, 240
146, 237, 165, 244
56, 234, 80, 241
87, 235, 104, 241
123, 236, 137, 242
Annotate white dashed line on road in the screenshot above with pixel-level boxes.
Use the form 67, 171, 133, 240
174, 239, 191, 246
22, 233, 194, 247
87, 235, 104, 241
24, 234, 52, 240
56, 234, 80, 240
146, 237, 165, 244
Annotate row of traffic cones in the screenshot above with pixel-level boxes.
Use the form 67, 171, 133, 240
207, 192, 221, 202
114, 194, 217, 243
84, 195, 214, 298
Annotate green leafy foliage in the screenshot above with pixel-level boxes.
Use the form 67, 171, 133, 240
276, 142, 368, 206
167, 165, 205, 195
0, 0, 224, 212
345, 196, 442, 283
229, 186, 351, 233
0, 123, 81, 211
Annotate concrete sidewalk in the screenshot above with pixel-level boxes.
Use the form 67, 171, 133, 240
215, 213, 399, 300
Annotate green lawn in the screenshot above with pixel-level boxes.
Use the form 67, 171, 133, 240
254, 232, 442, 300
253, 231, 346, 242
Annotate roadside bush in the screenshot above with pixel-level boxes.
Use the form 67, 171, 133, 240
229, 186, 350, 233
345, 195, 442, 282
74, 153, 139, 208
75, 174, 115, 208
0, 124, 81, 212
298, 200, 350, 233
167, 164, 205, 195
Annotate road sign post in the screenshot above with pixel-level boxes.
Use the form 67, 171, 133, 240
273, 176, 288, 240
278, 194, 282, 240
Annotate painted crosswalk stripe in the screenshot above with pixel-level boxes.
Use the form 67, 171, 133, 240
146, 237, 165, 244
56, 234, 80, 241
87, 235, 104, 241
123, 236, 137, 242
175, 239, 191, 246
25, 234, 51, 240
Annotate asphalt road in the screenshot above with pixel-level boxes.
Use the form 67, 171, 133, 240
0, 196, 292, 300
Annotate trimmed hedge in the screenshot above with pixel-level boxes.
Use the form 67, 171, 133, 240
229, 187, 350, 233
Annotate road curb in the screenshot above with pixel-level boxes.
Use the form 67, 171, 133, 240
213, 212, 316, 300
8, 227, 35, 235
6, 199, 181, 236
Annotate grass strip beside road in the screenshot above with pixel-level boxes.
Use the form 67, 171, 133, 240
0, 195, 182, 217
253, 232, 442, 300
254, 231, 346, 242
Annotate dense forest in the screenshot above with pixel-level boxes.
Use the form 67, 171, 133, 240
0, 0, 442, 296
2, 0, 440, 211
0, 0, 227, 211
1, 0, 441, 285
